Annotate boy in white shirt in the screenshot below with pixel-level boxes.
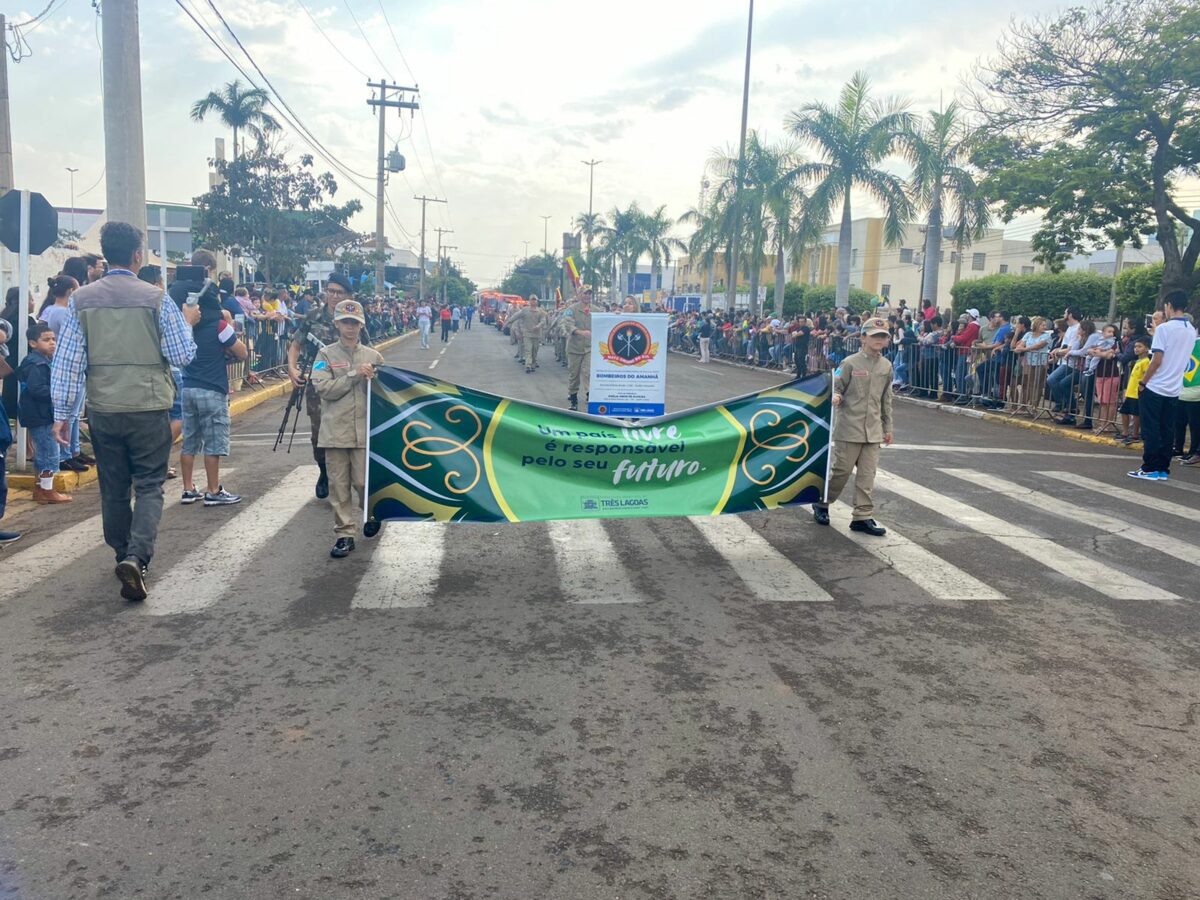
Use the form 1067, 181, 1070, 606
1129, 290, 1198, 481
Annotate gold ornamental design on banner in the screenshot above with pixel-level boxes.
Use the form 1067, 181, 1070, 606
740, 409, 811, 487
599, 320, 659, 367
400, 404, 483, 495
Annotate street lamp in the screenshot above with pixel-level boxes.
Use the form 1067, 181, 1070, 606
522, 240, 530, 260
540, 215, 551, 255
65, 167, 79, 234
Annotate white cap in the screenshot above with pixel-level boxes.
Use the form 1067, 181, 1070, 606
967, 308, 980, 319
770, 318, 781, 328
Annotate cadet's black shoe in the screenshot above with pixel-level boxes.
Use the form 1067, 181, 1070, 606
362, 521, 381, 538
526, 366, 534, 374
813, 506, 830, 526
849, 519, 887, 536
568, 393, 579, 411
315, 471, 329, 500
330, 537, 355, 558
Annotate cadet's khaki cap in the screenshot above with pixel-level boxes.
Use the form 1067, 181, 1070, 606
862, 316, 889, 337
334, 299, 366, 324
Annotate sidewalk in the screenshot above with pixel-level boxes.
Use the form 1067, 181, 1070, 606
7, 330, 414, 495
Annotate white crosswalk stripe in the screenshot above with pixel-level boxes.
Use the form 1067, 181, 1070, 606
143, 466, 319, 616
826, 502, 1006, 601
875, 470, 1179, 602
942, 469, 1200, 567
1, 468, 240, 601
1043, 472, 1200, 521
352, 523, 443, 609
689, 515, 833, 603
547, 519, 643, 604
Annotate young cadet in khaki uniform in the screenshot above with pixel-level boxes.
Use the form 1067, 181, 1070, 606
813, 316, 894, 536
510, 298, 548, 373
563, 289, 593, 410
311, 299, 385, 559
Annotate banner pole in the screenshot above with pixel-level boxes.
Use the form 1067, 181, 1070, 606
363, 374, 373, 527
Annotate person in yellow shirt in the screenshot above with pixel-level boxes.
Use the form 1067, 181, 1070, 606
1118, 335, 1151, 445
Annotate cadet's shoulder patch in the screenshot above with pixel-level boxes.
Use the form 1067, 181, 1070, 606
312, 360, 328, 371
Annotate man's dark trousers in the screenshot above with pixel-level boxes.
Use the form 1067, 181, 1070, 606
90, 409, 171, 566
1139, 388, 1177, 474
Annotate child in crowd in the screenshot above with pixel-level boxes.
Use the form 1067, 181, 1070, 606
1118, 335, 1152, 445
312, 300, 384, 559
1090, 323, 1122, 433
16, 323, 71, 504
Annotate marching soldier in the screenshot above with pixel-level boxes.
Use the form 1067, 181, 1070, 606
812, 316, 893, 536
519, 298, 547, 373
562, 289, 593, 411
553, 305, 568, 364
287, 273, 366, 500
508, 302, 525, 360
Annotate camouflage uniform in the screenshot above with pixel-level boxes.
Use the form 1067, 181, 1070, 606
291, 302, 371, 468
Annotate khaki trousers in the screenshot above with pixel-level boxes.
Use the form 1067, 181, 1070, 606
567, 351, 589, 396
819, 440, 880, 521
324, 447, 365, 537
523, 334, 541, 367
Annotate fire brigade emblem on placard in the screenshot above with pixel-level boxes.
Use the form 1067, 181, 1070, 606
599, 320, 658, 366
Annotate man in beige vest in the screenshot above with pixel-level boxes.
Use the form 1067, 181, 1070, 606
812, 316, 893, 536
51, 222, 199, 601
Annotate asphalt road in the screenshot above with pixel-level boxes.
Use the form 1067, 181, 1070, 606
1, 323, 1198, 899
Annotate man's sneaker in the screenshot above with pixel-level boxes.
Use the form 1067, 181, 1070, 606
1127, 469, 1162, 481
203, 487, 242, 506
330, 537, 355, 559
180, 487, 204, 505
115, 556, 148, 602
0, 530, 22, 546
1183, 455, 1200, 466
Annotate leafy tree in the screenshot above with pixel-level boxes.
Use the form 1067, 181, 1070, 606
640, 205, 685, 299
191, 80, 282, 160
900, 102, 991, 305
971, 0, 1200, 299
192, 152, 362, 283
678, 200, 724, 310
786, 71, 914, 307
574, 211, 607, 289
499, 253, 561, 300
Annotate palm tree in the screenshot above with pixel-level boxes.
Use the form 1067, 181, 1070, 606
601, 204, 647, 298
900, 101, 991, 306
678, 201, 723, 310
640, 205, 685, 298
786, 71, 914, 307
191, 80, 282, 159
574, 211, 607, 288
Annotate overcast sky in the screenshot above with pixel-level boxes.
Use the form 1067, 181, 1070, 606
9, 0, 1103, 285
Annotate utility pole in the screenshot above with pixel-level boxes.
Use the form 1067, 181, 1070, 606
1106, 243, 1124, 324
435, 226, 453, 305
414, 194, 446, 300
101, 0, 148, 249
581, 159, 601, 221
540, 215, 551, 254
727, 0, 755, 314
0, 15, 13, 195
367, 80, 419, 294
66, 167, 78, 233
442, 245, 457, 306
522, 240, 530, 260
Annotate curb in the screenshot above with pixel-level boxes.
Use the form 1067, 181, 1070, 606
894, 394, 1140, 452
9, 331, 415, 493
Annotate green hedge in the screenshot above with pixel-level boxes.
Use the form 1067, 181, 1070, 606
950, 272, 1114, 320
764, 283, 877, 317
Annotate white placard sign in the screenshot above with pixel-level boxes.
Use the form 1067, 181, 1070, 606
588, 313, 669, 417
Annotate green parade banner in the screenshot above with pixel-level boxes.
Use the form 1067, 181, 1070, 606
364, 367, 832, 524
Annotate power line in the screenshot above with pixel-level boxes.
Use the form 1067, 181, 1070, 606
174, 0, 417, 254
295, 0, 368, 78
375, 0, 417, 84
342, 0, 394, 80
203, 0, 375, 182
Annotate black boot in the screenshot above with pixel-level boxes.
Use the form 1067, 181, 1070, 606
849, 519, 887, 536
363, 520, 381, 538
568, 393, 578, 411
315, 464, 329, 500
813, 506, 830, 526
330, 537, 355, 558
